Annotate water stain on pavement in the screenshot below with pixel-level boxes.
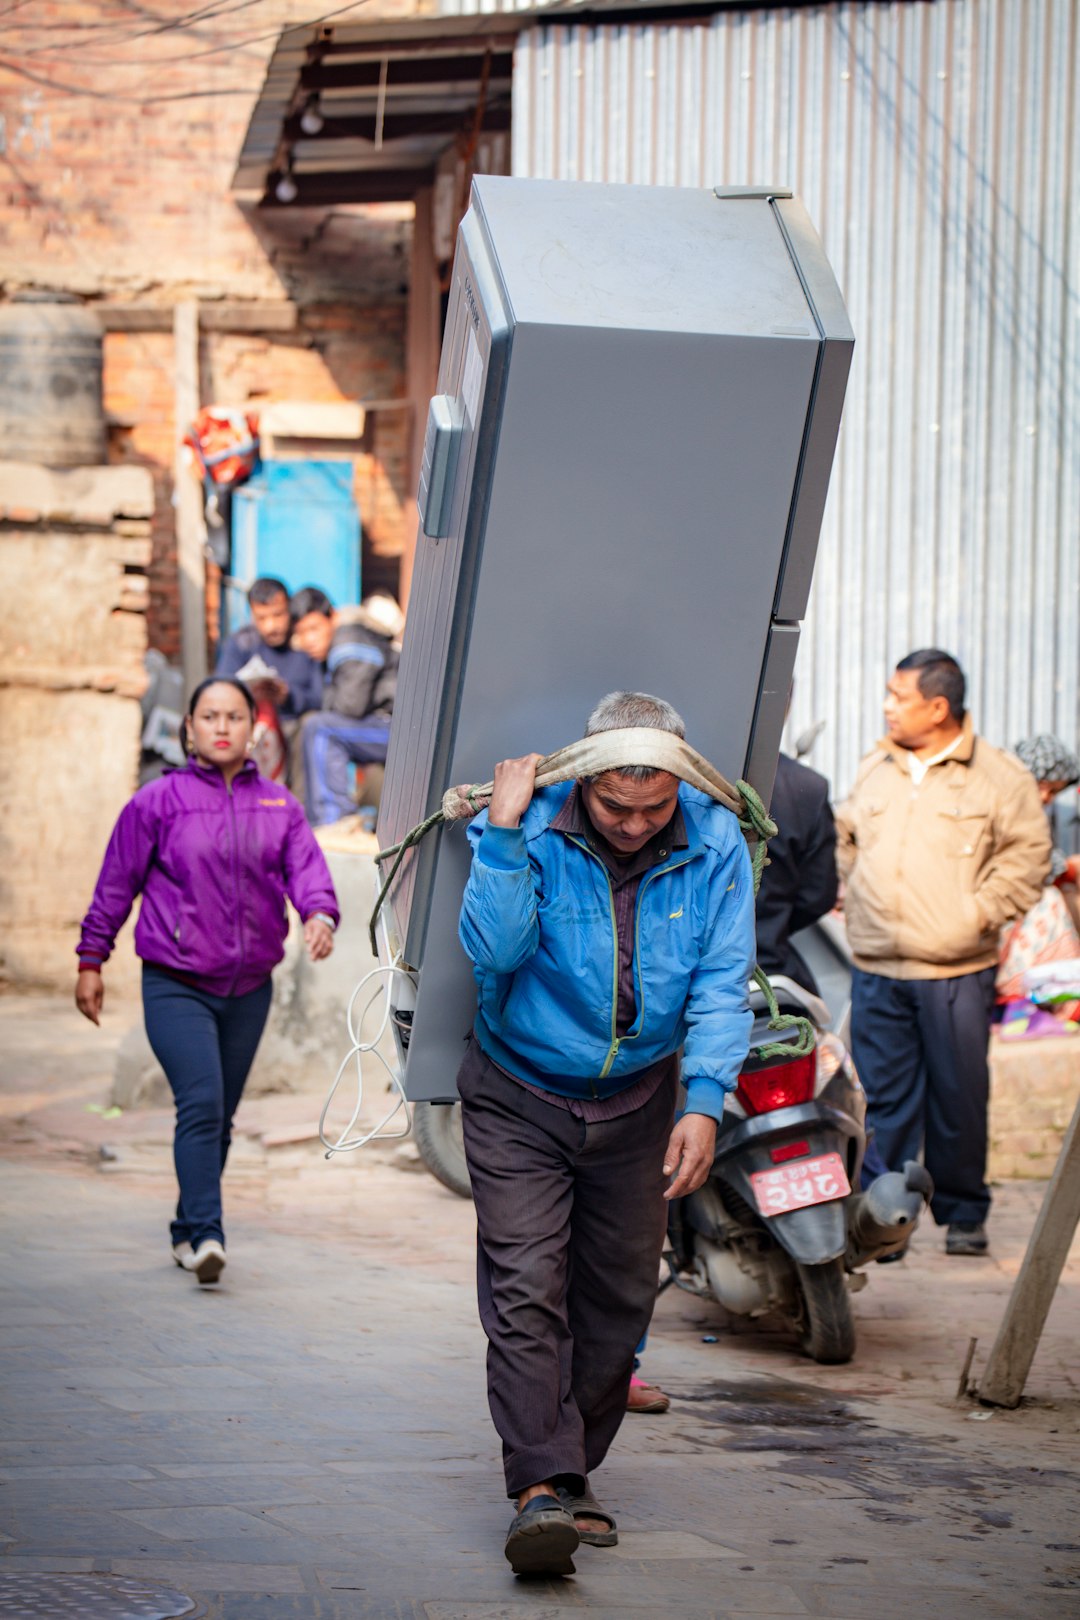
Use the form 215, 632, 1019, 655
670, 1375, 856, 1432
663, 1374, 1080, 1540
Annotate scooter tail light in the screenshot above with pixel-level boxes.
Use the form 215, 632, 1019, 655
735, 1049, 817, 1116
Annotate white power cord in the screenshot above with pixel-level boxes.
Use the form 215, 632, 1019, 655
319, 961, 417, 1156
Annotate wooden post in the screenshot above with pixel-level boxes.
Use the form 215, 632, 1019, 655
173, 300, 207, 692
978, 1090, 1080, 1407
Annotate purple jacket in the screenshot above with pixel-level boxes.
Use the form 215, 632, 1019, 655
77, 759, 340, 997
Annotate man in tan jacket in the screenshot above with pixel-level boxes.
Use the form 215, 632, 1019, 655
837, 649, 1049, 1256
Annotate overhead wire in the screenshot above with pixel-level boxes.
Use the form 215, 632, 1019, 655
157, 0, 377, 59
0, 0, 374, 95
0, 59, 252, 98
5, 0, 373, 64
12, 0, 268, 56
1, 1, 189, 30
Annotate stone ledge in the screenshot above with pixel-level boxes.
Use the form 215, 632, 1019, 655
0, 462, 155, 526
100, 300, 299, 333
0, 666, 147, 698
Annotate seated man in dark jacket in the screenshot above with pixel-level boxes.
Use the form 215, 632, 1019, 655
291, 586, 403, 826
754, 749, 838, 996
216, 576, 323, 720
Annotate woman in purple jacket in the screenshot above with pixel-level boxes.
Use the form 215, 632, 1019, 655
76, 676, 340, 1286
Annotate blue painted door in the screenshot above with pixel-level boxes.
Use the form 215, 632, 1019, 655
226, 459, 361, 633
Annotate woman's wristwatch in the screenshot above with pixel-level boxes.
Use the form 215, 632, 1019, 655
309, 912, 337, 931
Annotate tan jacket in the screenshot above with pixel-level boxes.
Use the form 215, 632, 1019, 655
836, 716, 1051, 979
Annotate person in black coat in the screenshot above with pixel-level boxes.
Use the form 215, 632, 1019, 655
755, 751, 839, 996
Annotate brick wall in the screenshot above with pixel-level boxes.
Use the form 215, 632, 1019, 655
0, 1, 419, 302
1, 0, 420, 657
101, 308, 412, 658
204, 306, 412, 603
358, 405, 412, 597
988, 1035, 1080, 1182
104, 332, 182, 657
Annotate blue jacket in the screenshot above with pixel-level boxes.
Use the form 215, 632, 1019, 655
216, 626, 323, 719
459, 782, 755, 1121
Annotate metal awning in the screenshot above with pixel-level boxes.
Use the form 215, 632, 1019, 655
232, 1, 771, 207
232, 15, 522, 208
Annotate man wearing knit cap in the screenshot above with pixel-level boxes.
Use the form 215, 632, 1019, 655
1012, 733, 1080, 932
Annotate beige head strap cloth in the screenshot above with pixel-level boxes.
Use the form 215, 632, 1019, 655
441, 728, 745, 820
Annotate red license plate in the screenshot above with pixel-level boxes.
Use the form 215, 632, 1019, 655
749, 1151, 851, 1216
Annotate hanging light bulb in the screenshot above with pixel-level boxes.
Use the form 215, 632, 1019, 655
300, 94, 325, 136
275, 166, 299, 203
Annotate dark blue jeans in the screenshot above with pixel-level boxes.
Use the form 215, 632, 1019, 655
849, 966, 996, 1226
300, 709, 391, 826
142, 966, 272, 1249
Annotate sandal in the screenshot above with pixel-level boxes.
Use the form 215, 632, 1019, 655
556, 1484, 618, 1547
504, 1494, 579, 1575
628, 1374, 670, 1414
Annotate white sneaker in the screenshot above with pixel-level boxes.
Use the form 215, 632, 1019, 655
172, 1241, 194, 1268
183, 1238, 226, 1285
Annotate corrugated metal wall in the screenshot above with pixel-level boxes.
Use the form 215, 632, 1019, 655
487, 0, 1080, 800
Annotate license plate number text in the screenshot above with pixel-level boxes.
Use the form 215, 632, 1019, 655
749, 1152, 851, 1216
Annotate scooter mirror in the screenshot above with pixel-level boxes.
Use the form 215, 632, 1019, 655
794, 720, 827, 760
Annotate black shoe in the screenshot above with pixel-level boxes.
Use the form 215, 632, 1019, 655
946, 1222, 988, 1256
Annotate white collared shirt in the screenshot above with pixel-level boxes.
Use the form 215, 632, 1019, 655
907, 731, 963, 786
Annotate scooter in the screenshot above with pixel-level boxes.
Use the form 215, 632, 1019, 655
666, 975, 933, 1364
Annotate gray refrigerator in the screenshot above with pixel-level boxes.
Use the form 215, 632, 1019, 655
376, 177, 853, 1101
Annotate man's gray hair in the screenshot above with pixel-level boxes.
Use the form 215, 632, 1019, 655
584, 691, 686, 782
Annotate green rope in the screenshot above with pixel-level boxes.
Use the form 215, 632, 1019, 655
750, 963, 817, 1059
371, 771, 818, 1061
369, 806, 446, 955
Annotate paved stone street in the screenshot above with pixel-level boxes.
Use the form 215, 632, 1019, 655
1, 991, 1078, 1619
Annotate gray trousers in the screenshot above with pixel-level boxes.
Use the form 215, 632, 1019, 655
456, 1036, 677, 1498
